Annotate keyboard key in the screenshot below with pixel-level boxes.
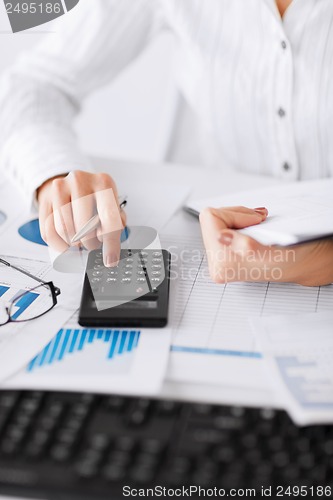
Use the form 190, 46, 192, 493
75, 461, 98, 479
90, 434, 109, 451
214, 446, 235, 463
156, 400, 180, 415
114, 436, 136, 453
50, 444, 72, 462
127, 410, 147, 426
104, 396, 126, 412
103, 464, 126, 482
192, 404, 214, 416
141, 438, 164, 455
25, 442, 44, 459
108, 450, 131, 467
130, 465, 155, 484
0, 392, 19, 410
1, 438, 18, 455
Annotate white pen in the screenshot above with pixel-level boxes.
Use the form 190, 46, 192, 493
71, 196, 127, 244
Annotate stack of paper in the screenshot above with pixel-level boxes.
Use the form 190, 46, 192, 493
185, 178, 333, 246
251, 312, 333, 425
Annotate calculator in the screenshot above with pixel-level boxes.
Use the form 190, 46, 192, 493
78, 249, 171, 328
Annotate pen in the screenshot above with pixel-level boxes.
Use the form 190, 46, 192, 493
71, 196, 127, 244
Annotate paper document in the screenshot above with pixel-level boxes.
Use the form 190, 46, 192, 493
5, 313, 172, 395
0, 256, 74, 383
250, 312, 333, 425
185, 178, 333, 246
161, 234, 333, 396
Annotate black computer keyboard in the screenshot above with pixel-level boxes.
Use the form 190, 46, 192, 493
0, 391, 332, 499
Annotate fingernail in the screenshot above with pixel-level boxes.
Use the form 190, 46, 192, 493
105, 254, 119, 267
254, 207, 267, 215
219, 231, 234, 246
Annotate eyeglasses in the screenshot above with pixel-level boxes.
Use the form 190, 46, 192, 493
0, 258, 61, 327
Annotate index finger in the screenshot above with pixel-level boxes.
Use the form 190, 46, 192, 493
95, 188, 124, 267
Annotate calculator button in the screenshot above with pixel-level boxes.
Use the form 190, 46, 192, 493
152, 271, 161, 276
123, 264, 133, 269
140, 252, 148, 257
137, 264, 146, 269
95, 252, 102, 258
91, 278, 101, 283
137, 278, 146, 282
107, 278, 117, 282
152, 265, 162, 269
152, 258, 162, 263
126, 258, 133, 263
92, 271, 103, 277
124, 271, 132, 276
108, 270, 118, 275
151, 278, 160, 282
140, 258, 148, 263
122, 278, 132, 283
137, 271, 145, 276
153, 252, 162, 257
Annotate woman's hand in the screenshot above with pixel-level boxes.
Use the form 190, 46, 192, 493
199, 206, 333, 286
37, 170, 126, 267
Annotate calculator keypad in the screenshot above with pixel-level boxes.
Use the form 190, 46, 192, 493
86, 250, 165, 301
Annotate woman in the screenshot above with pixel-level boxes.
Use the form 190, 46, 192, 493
0, 0, 332, 285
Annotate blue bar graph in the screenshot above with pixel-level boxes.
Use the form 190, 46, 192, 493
0, 286, 39, 319
0, 286, 9, 298
11, 290, 39, 320
27, 328, 141, 372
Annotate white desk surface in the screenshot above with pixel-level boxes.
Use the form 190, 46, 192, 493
0, 158, 281, 500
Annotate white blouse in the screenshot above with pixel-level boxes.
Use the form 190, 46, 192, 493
0, 0, 332, 204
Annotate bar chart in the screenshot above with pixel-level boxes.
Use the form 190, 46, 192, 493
27, 328, 141, 373
0, 286, 39, 319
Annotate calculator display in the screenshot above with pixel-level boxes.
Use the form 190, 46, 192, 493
94, 300, 158, 309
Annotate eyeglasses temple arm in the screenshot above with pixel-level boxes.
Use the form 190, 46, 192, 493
0, 258, 60, 296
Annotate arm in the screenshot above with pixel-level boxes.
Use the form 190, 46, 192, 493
200, 206, 333, 286
0, 0, 163, 263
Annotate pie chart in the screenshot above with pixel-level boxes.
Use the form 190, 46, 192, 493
18, 219, 47, 246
